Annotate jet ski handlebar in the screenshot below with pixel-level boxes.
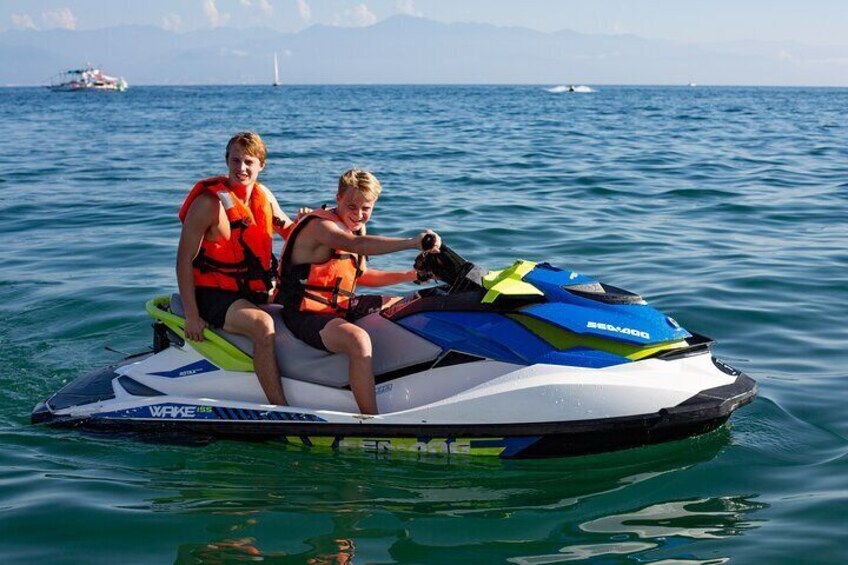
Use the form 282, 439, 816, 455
421, 233, 438, 251
413, 240, 485, 293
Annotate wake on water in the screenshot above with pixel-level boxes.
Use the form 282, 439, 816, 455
547, 85, 595, 93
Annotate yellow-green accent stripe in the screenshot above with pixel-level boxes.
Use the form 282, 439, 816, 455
282, 435, 508, 457
145, 296, 255, 372
481, 260, 545, 303
509, 313, 687, 361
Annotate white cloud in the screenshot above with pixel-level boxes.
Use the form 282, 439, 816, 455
257, 0, 274, 16
240, 0, 273, 16
11, 13, 37, 30
332, 3, 377, 27
295, 0, 311, 22
42, 8, 77, 30
395, 0, 422, 17
162, 13, 182, 32
203, 0, 230, 27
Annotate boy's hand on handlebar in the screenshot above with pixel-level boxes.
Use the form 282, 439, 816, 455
417, 230, 441, 253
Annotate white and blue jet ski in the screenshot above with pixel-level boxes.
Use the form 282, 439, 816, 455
32, 244, 756, 459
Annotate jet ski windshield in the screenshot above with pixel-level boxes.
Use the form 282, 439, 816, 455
563, 282, 646, 305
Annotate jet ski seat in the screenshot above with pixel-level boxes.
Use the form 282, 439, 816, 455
169, 294, 442, 388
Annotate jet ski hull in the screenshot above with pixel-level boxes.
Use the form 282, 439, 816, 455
31, 352, 755, 459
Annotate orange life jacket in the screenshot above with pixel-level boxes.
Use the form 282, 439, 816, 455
178, 176, 276, 294
277, 208, 365, 314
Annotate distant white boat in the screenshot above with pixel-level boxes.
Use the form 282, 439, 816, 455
49, 64, 127, 92
688, 82, 697, 87
546, 85, 594, 93
273, 52, 281, 87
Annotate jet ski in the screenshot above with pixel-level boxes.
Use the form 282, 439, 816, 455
31, 243, 756, 459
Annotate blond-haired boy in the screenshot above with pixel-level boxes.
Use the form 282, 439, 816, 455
277, 168, 440, 414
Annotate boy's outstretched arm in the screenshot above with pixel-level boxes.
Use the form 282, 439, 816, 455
315, 219, 440, 256
358, 268, 418, 287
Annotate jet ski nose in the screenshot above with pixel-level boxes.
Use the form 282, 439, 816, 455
31, 401, 53, 424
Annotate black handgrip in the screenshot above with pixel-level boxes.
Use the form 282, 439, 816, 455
421, 233, 437, 251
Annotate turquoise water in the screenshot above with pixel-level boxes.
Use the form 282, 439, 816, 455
1, 85, 847, 563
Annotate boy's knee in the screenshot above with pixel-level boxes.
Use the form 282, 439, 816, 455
225, 300, 276, 340
246, 311, 275, 343
334, 324, 372, 357
258, 316, 276, 338
351, 327, 373, 357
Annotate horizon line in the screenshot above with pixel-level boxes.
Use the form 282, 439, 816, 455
4, 82, 848, 89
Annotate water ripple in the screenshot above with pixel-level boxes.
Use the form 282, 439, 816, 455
1, 85, 847, 564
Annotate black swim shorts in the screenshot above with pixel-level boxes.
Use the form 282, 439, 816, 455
195, 287, 269, 328
281, 294, 386, 351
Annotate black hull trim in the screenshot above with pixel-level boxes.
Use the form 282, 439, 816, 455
32, 374, 756, 459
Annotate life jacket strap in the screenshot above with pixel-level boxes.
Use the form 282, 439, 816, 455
301, 277, 357, 310
193, 227, 278, 294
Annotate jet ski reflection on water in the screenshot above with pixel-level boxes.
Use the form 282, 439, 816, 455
32, 241, 756, 459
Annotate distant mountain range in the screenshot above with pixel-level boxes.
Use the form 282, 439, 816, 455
2, 15, 846, 86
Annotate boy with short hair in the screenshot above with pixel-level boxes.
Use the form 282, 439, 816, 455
177, 132, 294, 406
277, 168, 440, 415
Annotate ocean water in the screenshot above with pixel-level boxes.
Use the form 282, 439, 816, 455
1, 84, 846, 564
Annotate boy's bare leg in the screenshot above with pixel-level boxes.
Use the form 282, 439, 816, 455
223, 300, 287, 405
319, 319, 378, 415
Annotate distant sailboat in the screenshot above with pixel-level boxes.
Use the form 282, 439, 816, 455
273, 52, 281, 87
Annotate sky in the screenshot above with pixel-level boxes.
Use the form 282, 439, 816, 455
2, 0, 847, 47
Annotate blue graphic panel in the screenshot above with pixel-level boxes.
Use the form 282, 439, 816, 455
524, 262, 597, 290
521, 263, 691, 346
523, 301, 689, 346
398, 311, 554, 365
535, 348, 628, 369
148, 359, 218, 378
397, 311, 644, 368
